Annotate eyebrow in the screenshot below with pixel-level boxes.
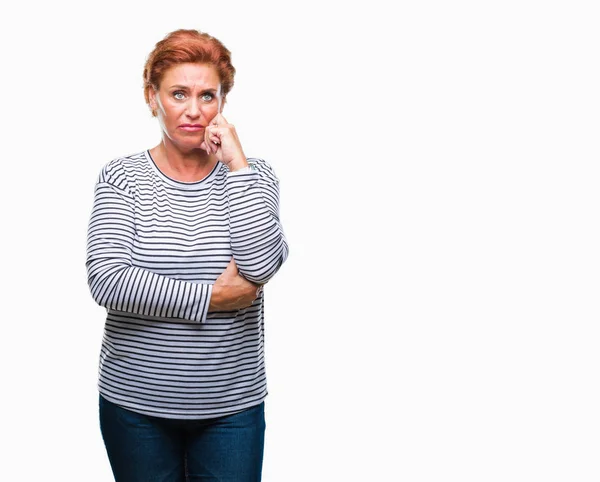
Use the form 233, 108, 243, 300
169, 85, 218, 93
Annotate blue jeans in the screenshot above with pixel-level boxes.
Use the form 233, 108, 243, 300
99, 395, 266, 482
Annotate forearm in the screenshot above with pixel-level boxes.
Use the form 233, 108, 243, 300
226, 161, 289, 284
87, 257, 213, 322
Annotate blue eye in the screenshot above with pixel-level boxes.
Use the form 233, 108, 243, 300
173, 91, 186, 100
201, 93, 214, 102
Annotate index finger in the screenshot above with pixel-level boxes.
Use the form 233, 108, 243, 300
210, 113, 227, 127
217, 83, 222, 115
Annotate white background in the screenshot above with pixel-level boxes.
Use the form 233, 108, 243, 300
1, 1, 599, 480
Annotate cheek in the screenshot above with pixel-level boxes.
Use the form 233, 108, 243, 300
164, 103, 187, 119
200, 104, 219, 118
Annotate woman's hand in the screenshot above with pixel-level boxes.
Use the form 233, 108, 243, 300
200, 113, 249, 172
208, 259, 262, 311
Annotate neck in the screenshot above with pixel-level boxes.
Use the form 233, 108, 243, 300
150, 137, 217, 182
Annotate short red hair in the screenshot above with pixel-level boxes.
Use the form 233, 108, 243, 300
143, 29, 236, 113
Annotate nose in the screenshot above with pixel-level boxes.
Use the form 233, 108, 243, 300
185, 98, 201, 119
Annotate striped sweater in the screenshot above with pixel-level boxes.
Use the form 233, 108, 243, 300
86, 150, 288, 419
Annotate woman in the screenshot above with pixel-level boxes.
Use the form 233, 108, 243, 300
86, 29, 288, 482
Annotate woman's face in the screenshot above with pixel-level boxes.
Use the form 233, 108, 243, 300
149, 62, 222, 152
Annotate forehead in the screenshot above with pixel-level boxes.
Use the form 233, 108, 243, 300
161, 63, 220, 88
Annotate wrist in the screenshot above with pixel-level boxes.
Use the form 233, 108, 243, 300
209, 284, 222, 310
228, 159, 249, 172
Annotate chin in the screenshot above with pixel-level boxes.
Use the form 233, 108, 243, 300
170, 137, 203, 153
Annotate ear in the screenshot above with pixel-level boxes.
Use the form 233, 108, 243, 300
149, 88, 158, 116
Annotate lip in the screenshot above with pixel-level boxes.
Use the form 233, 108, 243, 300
178, 124, 204, 132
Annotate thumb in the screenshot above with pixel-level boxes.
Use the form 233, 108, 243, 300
225, 258, 238, 275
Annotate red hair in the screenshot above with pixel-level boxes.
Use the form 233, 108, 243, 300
143, 29, 236, 114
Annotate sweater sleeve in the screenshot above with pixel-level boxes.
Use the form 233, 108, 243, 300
86, 165, 212, 323
225, 158, 289, 284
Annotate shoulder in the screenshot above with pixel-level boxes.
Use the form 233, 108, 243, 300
97, 151, 147, 192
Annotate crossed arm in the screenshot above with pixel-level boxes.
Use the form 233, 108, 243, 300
86, 159, 288, 322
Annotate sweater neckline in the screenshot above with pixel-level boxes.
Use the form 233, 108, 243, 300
144, 150, 222, 190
